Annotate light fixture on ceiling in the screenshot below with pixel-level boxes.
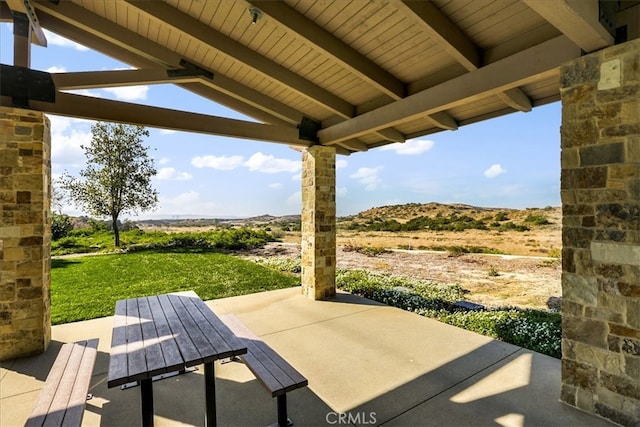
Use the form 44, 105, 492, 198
248, 7, 263, 25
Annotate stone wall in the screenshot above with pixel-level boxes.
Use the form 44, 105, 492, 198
301, 145, 336, 300
0, 107, 51, 361
560, 39, 640, 425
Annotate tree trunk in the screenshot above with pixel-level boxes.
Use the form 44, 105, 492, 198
112, 215, 120, 247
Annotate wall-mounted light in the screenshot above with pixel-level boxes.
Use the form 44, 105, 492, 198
248, 7, 263, 25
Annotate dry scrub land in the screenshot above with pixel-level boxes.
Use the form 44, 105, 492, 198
275, 203, 562, 311
143, 203, 562, 311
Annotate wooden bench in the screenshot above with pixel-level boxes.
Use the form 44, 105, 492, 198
219, 314, 308, 427
25, 339, 99, 427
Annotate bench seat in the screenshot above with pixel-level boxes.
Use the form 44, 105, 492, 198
25, 339, 99, 427
219, 314, 307, 426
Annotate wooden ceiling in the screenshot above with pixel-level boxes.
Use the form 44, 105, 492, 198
1, 0, 639, 155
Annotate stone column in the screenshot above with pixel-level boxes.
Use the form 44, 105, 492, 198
559, 39, 640, 425
301, 145, 336, 300
0, 107, 51, 361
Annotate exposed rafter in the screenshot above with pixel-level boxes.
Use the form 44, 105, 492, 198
396, 0, 481, 70
398, 0, 532, 114
124, 0, 355, 119
0, 91, 311, 147
51, 69, 201, 90
33, 2, 304, 127
5, 0, 46, 46
249, 1, 405, 101
425, 112, 458, 131
318, 36, 580, 145
523, 0, 614, 52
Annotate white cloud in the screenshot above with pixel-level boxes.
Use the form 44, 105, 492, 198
157, 191, 216, 216
44, 30, 89, 51
484, 163, 507, 178
156, 167, 193, 181
191, 155, 245, 170
46, 66, 67, 73
379, 139, 435, 155
337, 187, 348, 197
336, 159, 348, 169
291, 173, 301, 181
103, 86, 149, 101
158, 129, 177, 135
158, 157, 171, 165
49, 115, 93, 167
269, 183, 283, 189
350, 166, 383, 191
244, 152, 301, 174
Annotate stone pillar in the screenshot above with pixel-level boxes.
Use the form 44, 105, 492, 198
0, 107, 51, 361
301, 145, 336, 300
559, 39, 640, 425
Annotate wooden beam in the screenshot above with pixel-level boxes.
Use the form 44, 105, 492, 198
51, 69, 200, 90
249, 1, 405, 101
318, 36, 580, 145
376, 127, 405, 142
496, 88, 532, 112
396, 0, 481, 70
523, 0, 614, 52
125, 0, 355, 119
0, 92, 311, 147
425, 112, 458, 131
34, 4, 303, 126
397, 0, 531, 122
6, 0, 46, 46
336, 139, 369, 152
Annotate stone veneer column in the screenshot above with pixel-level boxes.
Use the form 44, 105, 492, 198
559, 38, 640, 425
0, 107, 51, 361
301, 145, 336, 300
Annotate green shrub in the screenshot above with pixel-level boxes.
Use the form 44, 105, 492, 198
51, 213, 73, 240
335, 270, 561, 358
523, 213, 551, 225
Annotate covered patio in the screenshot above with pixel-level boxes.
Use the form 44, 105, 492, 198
1, 0, 640, 425
2, 287, 615, 426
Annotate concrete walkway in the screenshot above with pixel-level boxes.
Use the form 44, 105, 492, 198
1, 288, 614, 426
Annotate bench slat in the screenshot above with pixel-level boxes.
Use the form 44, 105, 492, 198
219, 314, 308, 397
42, 340, 87, 427
25, 344, 74, 427
26, 339, 99, 427
56, 339, 98, 427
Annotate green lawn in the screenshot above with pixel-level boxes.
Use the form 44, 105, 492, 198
51, 250, 300, 324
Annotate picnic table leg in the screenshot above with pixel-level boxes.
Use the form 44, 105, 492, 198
204, 362, 216, 427
140, 379, 154, 427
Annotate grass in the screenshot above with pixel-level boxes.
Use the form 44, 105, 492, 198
51, 250, 300, 324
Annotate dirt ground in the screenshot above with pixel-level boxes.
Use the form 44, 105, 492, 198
245, 240, 562, 311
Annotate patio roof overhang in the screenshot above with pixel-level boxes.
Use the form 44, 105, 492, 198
0, 0, 639, 155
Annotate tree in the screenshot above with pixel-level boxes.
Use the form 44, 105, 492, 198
61, 122, 158, 247
51, 177, 73, 240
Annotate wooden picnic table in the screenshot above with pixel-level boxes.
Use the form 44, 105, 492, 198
107, 291, 247, 427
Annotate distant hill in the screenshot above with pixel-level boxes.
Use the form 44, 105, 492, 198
74, 203, 560, 232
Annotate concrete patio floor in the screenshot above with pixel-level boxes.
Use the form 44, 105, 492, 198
1, 287, 615, 426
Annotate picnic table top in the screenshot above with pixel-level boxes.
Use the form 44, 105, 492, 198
107, 291, 247, 388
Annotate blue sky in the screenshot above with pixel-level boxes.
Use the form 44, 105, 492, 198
1, 24, 562, 219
